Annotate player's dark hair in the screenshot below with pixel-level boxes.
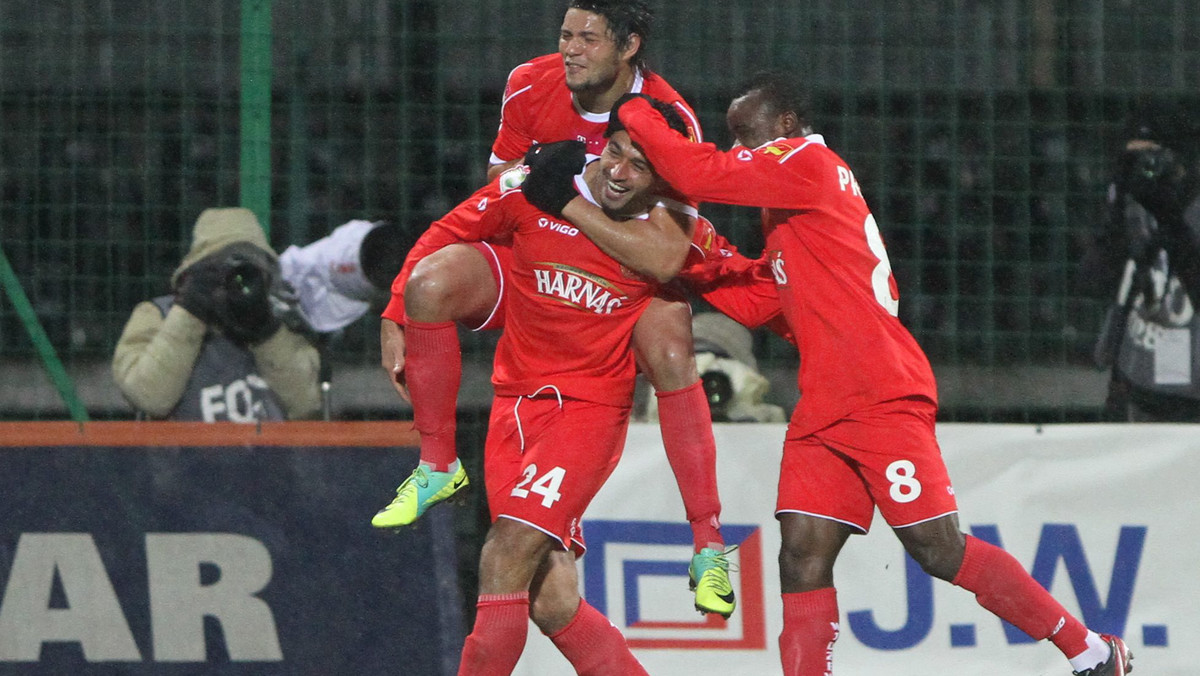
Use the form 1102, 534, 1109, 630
605, 95, 688, 138
737, 70, 813, 131
567, 0, 653, 71
360, 222, 418, 292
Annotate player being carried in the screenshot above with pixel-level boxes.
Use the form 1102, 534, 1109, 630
373, 0, 765, 618
426, 99, 710, 675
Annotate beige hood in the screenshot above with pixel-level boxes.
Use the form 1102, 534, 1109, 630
171, 207, 275, 286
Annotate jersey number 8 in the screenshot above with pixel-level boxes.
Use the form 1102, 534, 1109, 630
865, 214, 899, 317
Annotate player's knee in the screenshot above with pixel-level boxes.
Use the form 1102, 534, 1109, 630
638, 337, 698, 391
903, 538, 965, 582
778, 543, 835, 591
479, 520, 555, 580
405, 259, 460, 322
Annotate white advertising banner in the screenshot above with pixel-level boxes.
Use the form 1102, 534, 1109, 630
513, 423, 1196, 675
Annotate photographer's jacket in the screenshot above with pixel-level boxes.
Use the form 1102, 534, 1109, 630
113, 208, 321, 421
1097, 194, 1200, 401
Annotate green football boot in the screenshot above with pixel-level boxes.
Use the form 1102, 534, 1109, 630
689, 545, 738, 618
371, 464, 469, 528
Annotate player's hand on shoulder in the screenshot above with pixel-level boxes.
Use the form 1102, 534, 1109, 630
521, 141, 586, 215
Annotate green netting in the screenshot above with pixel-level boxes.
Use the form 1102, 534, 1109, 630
2, 0, 1197, 420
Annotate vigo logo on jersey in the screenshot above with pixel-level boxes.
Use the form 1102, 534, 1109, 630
537, 216, 579, 237
533, 263, 627, 314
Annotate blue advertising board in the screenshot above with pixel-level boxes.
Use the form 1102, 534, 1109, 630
0, 423, 463, 675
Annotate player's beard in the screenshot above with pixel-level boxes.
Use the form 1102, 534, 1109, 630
566, 73, 615, 98
599, 190, 651, 219
564, 58, 622, 100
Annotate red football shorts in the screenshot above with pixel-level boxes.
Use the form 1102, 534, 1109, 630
484, 391, 631, 554
464, 241, 512, 331
776, 396, 957, 533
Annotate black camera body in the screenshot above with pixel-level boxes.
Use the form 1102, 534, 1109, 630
224, 252, 270, 307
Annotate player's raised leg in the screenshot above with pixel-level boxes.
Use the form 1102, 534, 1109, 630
895, 516, 1133, 676
372, 244, 499, 528
633, 296, 734, 617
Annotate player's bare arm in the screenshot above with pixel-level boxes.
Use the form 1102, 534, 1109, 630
562, 198, 691, 282
487, 158, 520, 182
379, 317, 409, 402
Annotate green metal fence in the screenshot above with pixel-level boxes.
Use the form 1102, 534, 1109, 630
2, 0, 1197, 420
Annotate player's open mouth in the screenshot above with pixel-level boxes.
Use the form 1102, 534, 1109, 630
606, 180, 629, 195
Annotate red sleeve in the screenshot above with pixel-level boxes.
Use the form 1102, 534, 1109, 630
619, 97, 823, 210
381, 180, 519, 324
676, 216, 755, 285
692, 258, 792, 343
669, 215, 791, 341
489, 61, 540, 165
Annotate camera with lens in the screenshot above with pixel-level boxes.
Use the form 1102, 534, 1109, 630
224, 253, 270, 306
213, 250, 281, 345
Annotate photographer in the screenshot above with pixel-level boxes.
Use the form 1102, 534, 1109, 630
113, 208, 321, 421
1090, 101, 1200, 421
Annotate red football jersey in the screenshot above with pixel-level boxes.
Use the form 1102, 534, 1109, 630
620, 98, 938, 436
490, 53, 702, 166
388, 165, 664, 406
676, 216, 790, 337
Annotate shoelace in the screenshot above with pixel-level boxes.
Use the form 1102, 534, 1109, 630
394, 468, 430, 498
699, 545, 740, 576
413, 469, 430, 489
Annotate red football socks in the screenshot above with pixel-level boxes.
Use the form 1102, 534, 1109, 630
952, 535, 1089, 656
656, 381, 724, 552
405, 320, 461, 472
779, 588, 839, 676
457, 593, 530, 676
548, 600, 649, 676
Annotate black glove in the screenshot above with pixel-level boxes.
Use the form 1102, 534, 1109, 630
216, 251, 281, 345
174, 257, 227, 324
522, 141, 586, 215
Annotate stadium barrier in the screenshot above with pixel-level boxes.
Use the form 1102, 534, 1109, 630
2, 422, 1190, 674
516, 423, 1193, 674
0, 422, 464, 675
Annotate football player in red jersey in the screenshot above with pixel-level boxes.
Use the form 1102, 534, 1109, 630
374, 0, 742, 618
614, 73, 1133, 676
436, 104, 695, 676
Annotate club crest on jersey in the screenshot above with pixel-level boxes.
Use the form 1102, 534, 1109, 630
762, 141, 797, 162
533, 263, 627, 314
